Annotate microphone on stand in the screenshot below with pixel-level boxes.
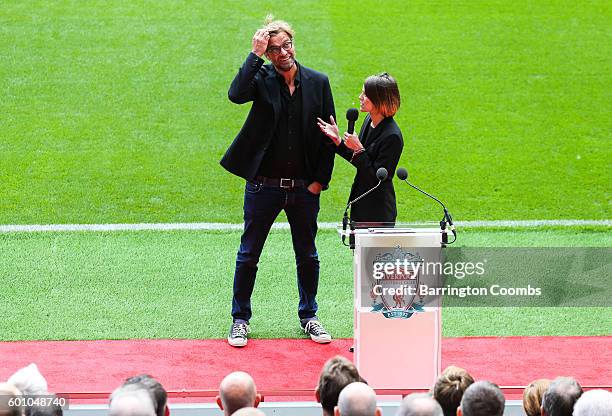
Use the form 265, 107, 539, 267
396, 167, 456, 243
342, 167, 388, 248
346, 108, 359, 134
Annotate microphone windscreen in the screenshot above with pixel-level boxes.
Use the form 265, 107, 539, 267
396, 167, 408, 180
346, 108, 359, 121
376, 167, 388, 181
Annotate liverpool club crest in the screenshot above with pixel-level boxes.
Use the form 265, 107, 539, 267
370, 246, 426, 319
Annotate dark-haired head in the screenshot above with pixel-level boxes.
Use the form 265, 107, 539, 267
363, 72, 400, 117
316, 356, 364, 416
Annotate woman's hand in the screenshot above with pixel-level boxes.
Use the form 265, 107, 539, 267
343, 132, 365, 152
317, 115, 341, 146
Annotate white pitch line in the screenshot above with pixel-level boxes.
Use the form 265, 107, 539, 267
454, 220, 611, 227
0, 220, 609, 233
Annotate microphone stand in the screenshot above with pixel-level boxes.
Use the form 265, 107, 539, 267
402, 180, 457, 244
349, 215, 356, 250
342, 179, 384, 249
342, 208, 349, 247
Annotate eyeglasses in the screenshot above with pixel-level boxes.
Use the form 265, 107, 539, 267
267, 41, 293, 55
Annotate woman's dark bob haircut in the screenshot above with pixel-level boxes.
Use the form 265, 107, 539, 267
364, 72, 400, 117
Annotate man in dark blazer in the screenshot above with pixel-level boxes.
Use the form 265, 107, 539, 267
221, 17, 336, 347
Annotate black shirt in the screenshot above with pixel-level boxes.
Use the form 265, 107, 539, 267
257, 67, 307, 179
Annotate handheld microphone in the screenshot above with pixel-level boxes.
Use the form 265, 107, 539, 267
342, 167, 388, 248
396, 167, 456, 243
346, 108, 359, 134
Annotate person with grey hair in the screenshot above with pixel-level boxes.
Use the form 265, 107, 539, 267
230, 408, 266, 416
457, 381, 505, 416
397, 393, 443, 416
0, 383, 23, 416
7, 364, 48, 396
572, 389, 612, 416
215, 372, 261, 416
109, 384, 156, 416
123, 375, 168, 416
334, 382, 381, 416
24, 395, 63, 416
541, 377, 583, 416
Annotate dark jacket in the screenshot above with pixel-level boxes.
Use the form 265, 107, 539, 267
338, 115, 404, 223
222, 52, 336, 188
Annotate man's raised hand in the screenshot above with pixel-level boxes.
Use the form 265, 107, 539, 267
252, 29, 270, 57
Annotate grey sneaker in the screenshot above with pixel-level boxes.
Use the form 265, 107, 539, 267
302, 320, 332, 344
228, 322, 250, 347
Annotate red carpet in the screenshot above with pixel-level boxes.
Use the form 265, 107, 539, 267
1, 337, 610, 401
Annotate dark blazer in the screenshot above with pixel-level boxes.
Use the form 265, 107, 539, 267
337, 115, 404, 223
222, 52, 336, 188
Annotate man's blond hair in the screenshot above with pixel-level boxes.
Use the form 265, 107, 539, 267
261, 14, 294, 39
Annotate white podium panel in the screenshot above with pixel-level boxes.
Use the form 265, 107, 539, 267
351, 228, 444, 389
356, 311, 441, 388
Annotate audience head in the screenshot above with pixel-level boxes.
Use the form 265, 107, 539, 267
7, 364, 48, 396
24, 395, 62, 416
541, 377, 583, 416
458, 381, 505, 416
334, 382, 380, 416
432, 366, 474, 416
109, 384, 156, 416
5, 361, 602, 416
0, 383, 23, 416
216, 371, 260, 416
522, 379, 551, 416
230, 408, 265, 416
316, 356, 364, 416
123, 375, 168, 416
572, 389, 612, 416
397, 393, 443, 416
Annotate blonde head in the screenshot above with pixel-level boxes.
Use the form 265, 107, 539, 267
432, 366, 474, 416
261, 14, 294, 40
523, 379, 551, 416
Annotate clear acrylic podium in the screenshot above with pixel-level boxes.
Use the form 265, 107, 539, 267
340, 224, 447, 389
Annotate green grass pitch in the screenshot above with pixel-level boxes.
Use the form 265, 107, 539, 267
0, 2, 610, 342
1, 228, 610, 341
1, 1, 610, 224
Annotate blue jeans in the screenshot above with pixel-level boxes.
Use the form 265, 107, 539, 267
231, 181, 321, 323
